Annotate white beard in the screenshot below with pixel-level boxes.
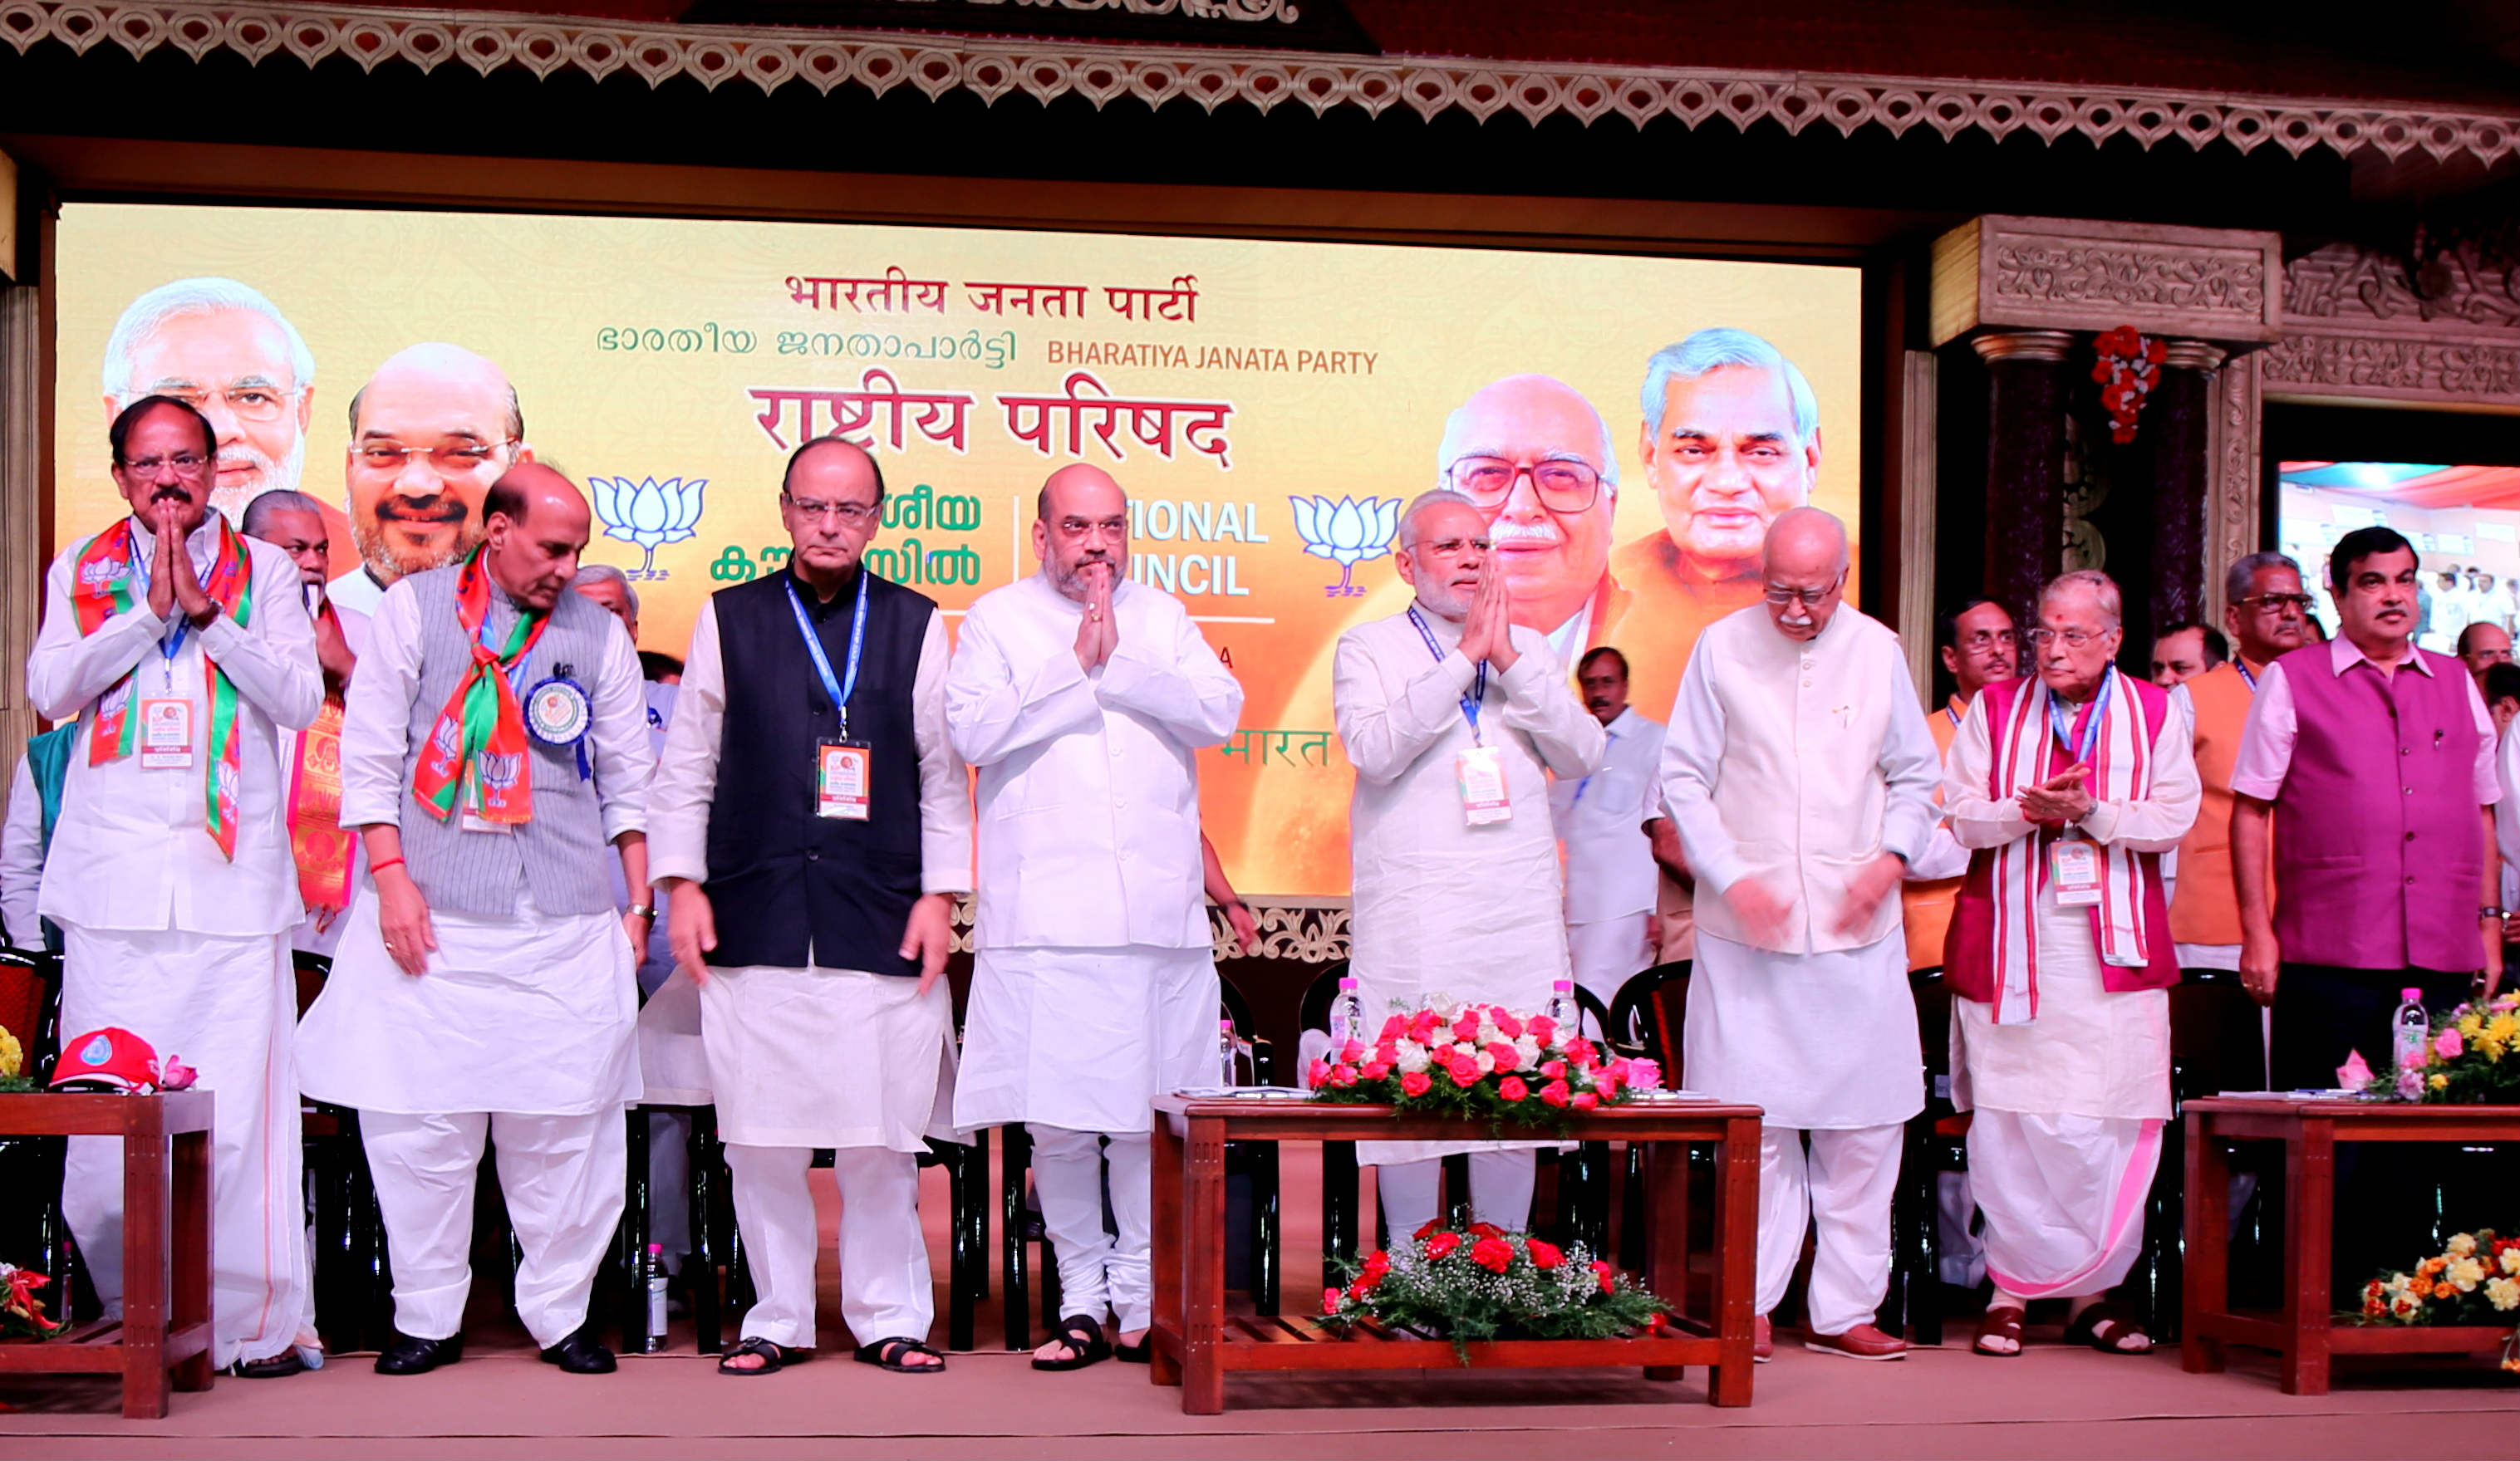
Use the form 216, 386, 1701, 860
208, 434, 307, 522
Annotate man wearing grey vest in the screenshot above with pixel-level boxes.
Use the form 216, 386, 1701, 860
651, 436, 970, 1377
300, 465, 653, 1376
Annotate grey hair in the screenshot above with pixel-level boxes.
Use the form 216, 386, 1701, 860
103, 277, 314, 402
1398, 488, 1481, 550
1638, 327, 1820, 444
238, 489, 327, 537
2043, 569, 2124, 628
1435, 377, 1619, 490
2223, 551, 2302, 606
573, 562, 639, 620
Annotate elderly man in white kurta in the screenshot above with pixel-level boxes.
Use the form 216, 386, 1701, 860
1661, 507, 1937, 1363
29, 396, 321, 1376
1945, 571, 2195, 1359
1339, 489, 1604, 1235
949, 464, 1244, 1370
651, 438, 971, 1376
298, 467, 651, 1377
1552, 645, 1665, 1006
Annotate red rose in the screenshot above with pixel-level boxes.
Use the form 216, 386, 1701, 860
1468, 1222, 1505, 1240
1374, 1041, 1401, 1064
1414, 1220, 1444, 1240
1351, 1269, 1382, 1296
1592, 1259, 1615, 1295
1400, 1070, 1433, 1097
1339, 1039, 1367, 1065
1528, 1016, 1558, 1045
1471, 1237, 1514, 1274
1424, 1232, 1462, 1261
1565, 1038, 1598, 1066
1379, 1014, 1407, 1041
1498, 1076, 1529, 1102
1452, 1015, 1482, 1042
1594, 1071, 1620, 1099
1486, 1042, 1520, 1071
1571, 1091, 1599, 1111
1449, 1064, 1481, 1088
1363, 1250, 1392, 1279
1495, 1013, 1524, 1039
1329, 1064, 1359, 1088
1540, 1080, 1570, 1108
1324, 1287, 1345, 1315
1361, 1061, 1392, 1081
1527, 1239, 1564, 1270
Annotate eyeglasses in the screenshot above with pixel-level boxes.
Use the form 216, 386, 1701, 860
2237, 593, 2313, 613
785, 495, 879, 526
120, 452, 209, 478
1763, 583, 1838, 608
1056, 517, 1127, 541
2027, 627, 2114, 649
1447, 458, 1604, 512
355, 440, 516, 474
1959, 630, 2017, 650
155, 385, 301, 424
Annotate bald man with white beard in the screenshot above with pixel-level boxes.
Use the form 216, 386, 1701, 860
327, 344, 532, 615
1659, 507, 1937, 1363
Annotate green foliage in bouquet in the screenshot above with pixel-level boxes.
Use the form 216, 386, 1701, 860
1319, 1223, 1668, 1365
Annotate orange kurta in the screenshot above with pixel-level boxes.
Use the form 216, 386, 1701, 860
1902, 694, 1968, 971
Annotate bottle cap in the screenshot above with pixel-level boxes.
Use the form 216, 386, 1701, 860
1220, 1019, 1234, 1032
647, 1243, 662, 1255
1554, 978, 1574, 991
2403, 988, 2423, 1002
1339, 977, 1358, 990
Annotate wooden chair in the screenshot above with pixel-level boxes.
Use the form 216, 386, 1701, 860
1606, 961, 1693, 1273
2126, 966, 2270, 1341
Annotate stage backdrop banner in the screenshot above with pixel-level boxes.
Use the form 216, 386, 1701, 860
54, 203, 1862, 896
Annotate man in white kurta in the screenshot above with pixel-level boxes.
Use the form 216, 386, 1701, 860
297, 468, 651, 1375
1944, 571, 2195, 1357
651, 439, 971, 1375
1551, 645, 1664, 1007
1339, 490, 1604, 1235
28, 397, 321, 1375
1659, 508, 1936, 1362
949, 465, 1244, 1368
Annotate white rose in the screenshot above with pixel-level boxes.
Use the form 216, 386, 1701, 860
1395, 1040, 1431, 1075
2488, 1276, 2520, 1311
2447, 1257, 2486, 1291
2449, 1233, 2478, 1258
1514, 1035, 1541, 1067
1474, 1051, 1496, 1074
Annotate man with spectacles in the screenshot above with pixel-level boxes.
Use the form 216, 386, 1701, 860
948, 464, 1244, 1371
2458, 621, 2513, 689
1904, 601, 2019, 975
29, 395, 322, 1376
2167, 553, 2308, 981
326, 343, 530, 616
101, 277, 319, 523
648, 437, 970, 1376
1611, 328, 1828, 722
1435, 375, 1627, 662
1660, 507, 1938, 1362
1338, 489, 1604, 1243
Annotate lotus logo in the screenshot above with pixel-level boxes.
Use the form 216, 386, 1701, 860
1288, 495, 1400, 598
590, 476, 708, 581
478, 751, 523, 792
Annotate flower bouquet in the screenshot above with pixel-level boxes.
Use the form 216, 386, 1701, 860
2352, 1228, 2520, 1374
1303, 1002, 1660, 1135
1319, 1222, 1667, 1364
2391, 992, 2520, 1104
0, 1261, 61, 1341
0, 1023, 32, 1094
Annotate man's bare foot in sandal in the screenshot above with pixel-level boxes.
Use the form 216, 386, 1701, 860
1032, 1314, 1111, 1370
2063, 1298, 2153, 1354
1974, 1302, 2026, 1356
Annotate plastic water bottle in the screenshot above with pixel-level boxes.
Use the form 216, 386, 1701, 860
2392, 988, 2430, 1101
1330, 976, 1363, 1049
1218, 1019, 1241, 1087
1546, 978, 1579, 1037
642, 1243, 669, 1352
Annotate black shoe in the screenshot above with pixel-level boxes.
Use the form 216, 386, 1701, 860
539, 1326, 618, 1374
375, 1333, 464, 1375
228, 1348, 307, 1378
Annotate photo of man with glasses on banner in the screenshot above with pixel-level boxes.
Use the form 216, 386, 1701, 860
325, 343, 533, 616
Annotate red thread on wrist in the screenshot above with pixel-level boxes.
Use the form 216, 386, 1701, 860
370, 857, 406, 878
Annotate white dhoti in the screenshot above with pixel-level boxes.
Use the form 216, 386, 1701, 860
956, 944, 1213, 1333
1565, 916, 1653, 1010
1966, 1110, 2159, 1299
1687, 930, 1922, 1331
57, 921, 312, 1369
297, 891, 639, 1346
702, 962, 957, 1348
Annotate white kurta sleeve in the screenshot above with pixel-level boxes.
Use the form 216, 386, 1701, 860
1658, 649, 1749, 898
1494, 631, 1604, 778
646, 598, 725, 885
1, 757, 42, 947
945, 601, 1103, 767
337, 581, 429, 831
1875, 656, 1943, 867
1334, 630, 1478, 787
197, 543, 322, 732
1944, 694, 2036, 851
587, 611, 652, 841
915, 610, 975, 895
2079, 693, 2202, 851
1094, 607, 1244, 749
25, 540, 165, 723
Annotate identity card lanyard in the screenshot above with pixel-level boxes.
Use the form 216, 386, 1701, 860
128, 542, 198, 768
789, 576, 874, 820
1410, 605, 1509, 826
2045, 672, 2111, 906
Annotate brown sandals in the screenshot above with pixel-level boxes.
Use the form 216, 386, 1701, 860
2063, 1302, 2154, 1354
1972, 1305, 2026, 1356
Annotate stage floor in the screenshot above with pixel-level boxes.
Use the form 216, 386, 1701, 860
6, 1147, 2517, 1459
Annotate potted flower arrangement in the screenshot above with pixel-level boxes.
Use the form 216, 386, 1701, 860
2352, 1228, 2520, 1375
2390, 991, 2520, 1103
1302, 1002, 1661, 1135
1320, 1221, 1667, 1364
0, 1262, 61, 1341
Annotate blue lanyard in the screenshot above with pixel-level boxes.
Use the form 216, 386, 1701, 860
2047, 671, 2113, 766
1574, 725, 1615, 802
1407, 605, 1486, 744
2235, 660, 2257, 690
787, 574, 869, 738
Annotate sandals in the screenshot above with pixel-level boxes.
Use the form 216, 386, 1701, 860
1114, 1335, 1152, 1365
853, 1336, 946, 1374
2063, 1302, 2154, 1355
718, 1336, 813, 1375
1030, 1314, 1112, 1371
1973, 1305, 2026, 1357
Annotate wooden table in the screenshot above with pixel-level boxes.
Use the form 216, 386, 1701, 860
1149, 1095, 1763, 1414
2181, 1095, 2520, 1395
0, 1091, 215, 1418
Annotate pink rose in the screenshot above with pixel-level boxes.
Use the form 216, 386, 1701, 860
1323, 1287, 1344, 1316
1528, 1016, 1558, 1045
1339, 1039, 1367, 1065
1452, 1014, 1483, 1042
1486, 1042, 1520, 1071
2436, 1029, 2464, 1060
1329, 1064, 1359, 1088
1361, 1061, 1392, 1081
1594, 1071, 1620, 1100
1571, 1091, 1599, 1111
1400, 1070, 1433, 1098
1306, 1058, 1333, 1089
1495, 1013, 1524, 1038
1540, 1059, 1567, 1080
1374, 1041, 1401, 1064
1498, 1076, 1529, 1102
1449, 1064, 1481, 1088
1565, 1037, 1598, 1066
1540, 1080, 1570, 1108
1628, 1059, 1663, 1091
1380, 1014, 1407, 1041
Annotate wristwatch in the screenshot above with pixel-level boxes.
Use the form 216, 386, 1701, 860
2483, 906, 2507, 921
626, 904, 657, 920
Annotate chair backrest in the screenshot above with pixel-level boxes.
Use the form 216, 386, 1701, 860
2169, 966, 2267, 1098
1607, 961, 1691, 1081
292, 952, 333, 1021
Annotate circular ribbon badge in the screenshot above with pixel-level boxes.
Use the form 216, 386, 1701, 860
524, 675, 592, 748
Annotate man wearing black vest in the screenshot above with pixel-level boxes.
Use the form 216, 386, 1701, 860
651, 436, 970, 1376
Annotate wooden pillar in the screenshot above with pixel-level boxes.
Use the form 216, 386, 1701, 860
2147, 341, 2227, 640
1972, 329, 2074, 629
